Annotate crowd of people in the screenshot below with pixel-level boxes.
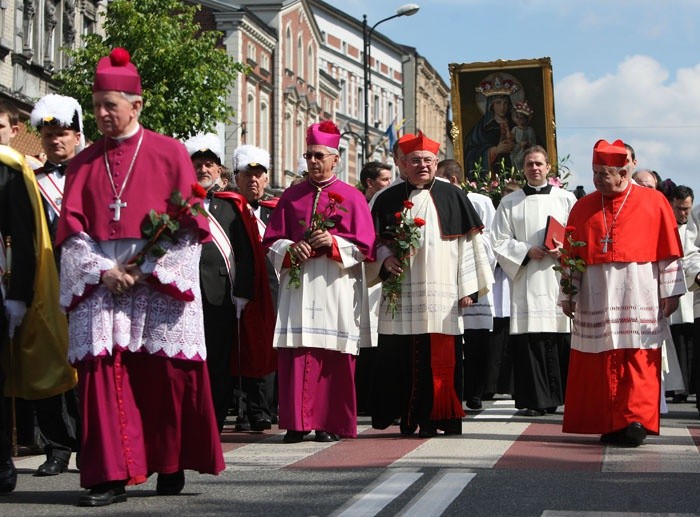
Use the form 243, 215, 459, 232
1, 48, 699, 508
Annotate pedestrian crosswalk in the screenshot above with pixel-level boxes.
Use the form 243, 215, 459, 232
213, 399, 700, 474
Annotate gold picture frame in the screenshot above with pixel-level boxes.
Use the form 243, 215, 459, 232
449, 57, 556, 179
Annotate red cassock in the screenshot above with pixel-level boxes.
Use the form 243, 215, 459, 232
562, 184, 683, 435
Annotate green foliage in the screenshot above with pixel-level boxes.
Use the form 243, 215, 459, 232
56, 0, 248, 140
553, 231, 587, 299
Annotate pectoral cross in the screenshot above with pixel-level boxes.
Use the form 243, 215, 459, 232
601, 235, 612, 253
305, 300, 322, 320
109, 198, 127, 222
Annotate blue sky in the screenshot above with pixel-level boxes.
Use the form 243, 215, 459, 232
323, 0, 700, 194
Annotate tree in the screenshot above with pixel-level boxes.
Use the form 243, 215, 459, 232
57, 0, 248, 140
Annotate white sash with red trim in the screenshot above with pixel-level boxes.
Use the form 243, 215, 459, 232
205, 208, 236, 295
35, 171, 64, 217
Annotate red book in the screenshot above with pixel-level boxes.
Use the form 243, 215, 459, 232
544, 215, 565, 250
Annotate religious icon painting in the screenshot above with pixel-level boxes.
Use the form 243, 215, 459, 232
449, 57, 557, 181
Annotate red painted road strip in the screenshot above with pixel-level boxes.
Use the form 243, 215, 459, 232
688, 425, 700, 451
288, 427, 429, 469
495, 423, 603, 471
220, 428, 274, 454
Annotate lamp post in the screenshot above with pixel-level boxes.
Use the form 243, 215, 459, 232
362, 3, 419, 165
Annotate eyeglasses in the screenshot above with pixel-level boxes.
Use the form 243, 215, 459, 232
407, 157, 436, 166
303, 151, 334, 161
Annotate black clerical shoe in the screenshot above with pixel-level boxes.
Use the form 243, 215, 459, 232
600, 430, 624, 444
78, 482, 127, 507
523, 408, 546, 417
35, 452, 70, 476
250, 418, 272, 432
283, 430, 309, 443
234, 416, 251, 432
399, 420, 418, 436
466, 397, 483, 410
314, 431, 340, 443
418, 424, 438, 438
156, 470, 185, 496
0, 459, 17, 494
623, 422, 646, 447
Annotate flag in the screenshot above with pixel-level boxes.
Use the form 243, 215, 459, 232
384, 117, 398, 149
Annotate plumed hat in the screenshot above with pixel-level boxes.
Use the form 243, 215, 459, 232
398, 131, 440, 156
30, 94, 85, 152
93, 48, 142, 95
297, 156, 308, 175
233, 144, 270, 172
184, 133, 223, 165
306, 120, 341, 149
592, 139, 627, 167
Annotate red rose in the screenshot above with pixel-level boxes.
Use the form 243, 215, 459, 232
403, 200, 414, 209
328, 192, 344, 203
565, 225, 576, 234
414, 218, 426, 227
191, 183, 207, 199
394, 212, 402, 220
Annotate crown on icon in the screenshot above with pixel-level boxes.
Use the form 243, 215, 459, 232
513, 100, 534, 117
475, 75, 520, 97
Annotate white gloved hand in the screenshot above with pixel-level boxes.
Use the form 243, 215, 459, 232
233, 297, 249, 319
4, 299, 27, 338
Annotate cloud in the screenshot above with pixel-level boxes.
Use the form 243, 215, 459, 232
555, 56, 700, 192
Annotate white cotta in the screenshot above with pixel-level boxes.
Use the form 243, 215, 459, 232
60, 230, 207, 362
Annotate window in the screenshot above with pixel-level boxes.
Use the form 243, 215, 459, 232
247, 92, 256, 146
285, 26, 292, 69
260, 96, 270, 150
297, 36, 303, 73
307, 45, 314, 84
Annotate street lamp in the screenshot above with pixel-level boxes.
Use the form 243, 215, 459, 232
362, 3, 419, 165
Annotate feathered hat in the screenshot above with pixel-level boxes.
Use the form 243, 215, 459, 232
233, 144, 270, 172
183, 133, 224, 165
30, 94, 85, 152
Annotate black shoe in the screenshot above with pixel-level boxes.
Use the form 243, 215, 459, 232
418, 425, 438, 438
0, 459, 17, 494
283, 430, 308, 443
399, 420, 418, 436
623, 422, 646, 447
522, 408, 546, 417
466, 397, 483, 410
234, 416, 251, 432
35, 455, 69, 476
250, 418, 272, 432
156, 470, 185, 496
78, 482, 127, 507
314, 431, 339, 443
672, 394, 688, 403
545, 406, 558, 414
600, 430, 624, 444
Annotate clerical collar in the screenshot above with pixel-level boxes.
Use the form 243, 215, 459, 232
110, 124, 141, 142
406, 178, 436, 192
523, 183, 552, 195
309, 174, 338, 190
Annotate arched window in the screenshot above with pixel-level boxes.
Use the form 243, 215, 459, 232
297, 35, 303, 74
307, 45, 314, 84
247, 91, 256, 146
285, 26, 293, 70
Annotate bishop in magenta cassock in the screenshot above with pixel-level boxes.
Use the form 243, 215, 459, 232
56, 48, 224, 507
262, 121, 375, 444
561, 139, 684, 447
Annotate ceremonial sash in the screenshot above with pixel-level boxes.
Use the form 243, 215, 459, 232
35, 171, 64, 217
205, 207, 236, 296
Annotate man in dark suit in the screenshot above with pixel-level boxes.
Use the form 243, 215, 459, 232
27, 94, 83, 476
185, 136, 276, 432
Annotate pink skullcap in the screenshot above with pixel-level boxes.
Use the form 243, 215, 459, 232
398, 131, 440, 155
93, 48, 142, 95
307, 120, 341, 149
592, 139, 627, 167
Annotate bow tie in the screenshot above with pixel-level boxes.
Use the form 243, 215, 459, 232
44, 162, 67, 176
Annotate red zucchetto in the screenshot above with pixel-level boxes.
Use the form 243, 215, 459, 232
592, 139, 627, 167
398, 131, 440, 156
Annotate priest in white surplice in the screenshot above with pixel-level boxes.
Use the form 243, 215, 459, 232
370, 133, 493, 437
262, 121, 375, 444
561, 139, 684, 447
491, 145, 576, 417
